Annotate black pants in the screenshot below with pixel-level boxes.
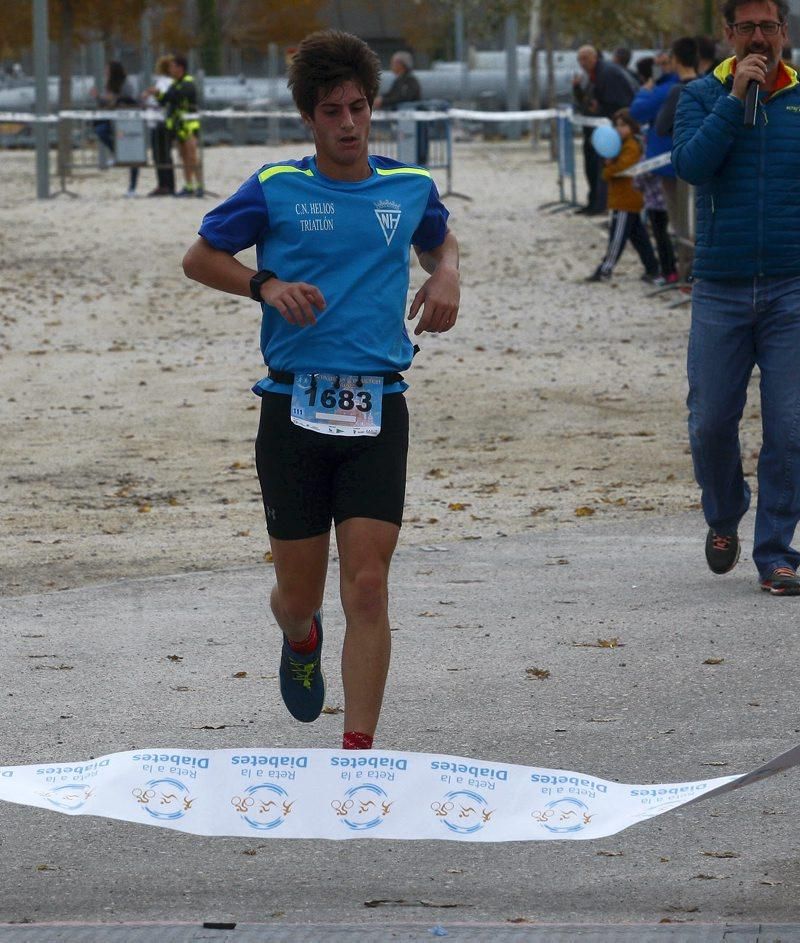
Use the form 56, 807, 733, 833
599, 210, 658, 277
648, 208, 676, 279
582, 129, 607, 212
151, 126, 175, 192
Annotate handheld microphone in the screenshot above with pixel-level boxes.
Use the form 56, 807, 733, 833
744, 79, 759, 127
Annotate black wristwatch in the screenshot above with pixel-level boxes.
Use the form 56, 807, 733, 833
249, 269, 277, 301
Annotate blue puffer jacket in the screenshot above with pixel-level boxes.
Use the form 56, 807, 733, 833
629, 72, 679, 177
672, 57, 800, 280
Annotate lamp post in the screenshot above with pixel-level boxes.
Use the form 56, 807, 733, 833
34, 0, 50, 199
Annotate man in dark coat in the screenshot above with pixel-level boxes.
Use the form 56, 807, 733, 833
573, 45, 637, 214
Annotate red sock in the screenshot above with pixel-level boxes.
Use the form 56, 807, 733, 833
343, 731, 373, 750
287, 616, 318, 655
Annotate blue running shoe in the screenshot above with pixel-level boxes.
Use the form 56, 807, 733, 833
279, 611, 325, 722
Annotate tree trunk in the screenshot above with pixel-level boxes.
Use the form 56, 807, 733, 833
57, 0, 74, 181
198, 0, 222, 75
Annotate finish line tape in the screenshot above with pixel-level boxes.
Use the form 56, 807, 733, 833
1, 743, 798, 841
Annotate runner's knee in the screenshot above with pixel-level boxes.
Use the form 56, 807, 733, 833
272, 585, 320, 625
341, 567, 388, 623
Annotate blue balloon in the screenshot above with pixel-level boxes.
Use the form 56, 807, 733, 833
591, 124, 622, 158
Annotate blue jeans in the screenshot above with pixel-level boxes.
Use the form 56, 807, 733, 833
688, 276, 800, 576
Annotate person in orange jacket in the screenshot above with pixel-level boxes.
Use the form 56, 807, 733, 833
586, 108, 660, 282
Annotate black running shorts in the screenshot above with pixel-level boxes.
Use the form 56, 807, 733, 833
254, 391, 409, 540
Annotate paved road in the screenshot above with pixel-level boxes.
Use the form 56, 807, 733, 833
1, 515, 799, 938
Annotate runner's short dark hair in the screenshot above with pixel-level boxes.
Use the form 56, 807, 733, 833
288, 30, 381, 116
721, 0, 788, 22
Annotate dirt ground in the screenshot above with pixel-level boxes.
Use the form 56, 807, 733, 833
0, 140, 763, 597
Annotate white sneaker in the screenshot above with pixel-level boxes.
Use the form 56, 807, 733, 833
124, 189, 136, 198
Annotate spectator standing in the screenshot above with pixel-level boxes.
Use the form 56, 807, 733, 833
634, 56, 655, 85
654, 37, 700, 138
654, 37, 699, 277
673, 0, 800, 595
182, 30, 461, 745
144, 54, 176, 197
573, 45, 637, 215
586, 109, 659, 282
629, 49, 680, 282
162, 55, 202, 197
614, 47, 642, 88
696, 35, 720, 74
374, 50, 427, 163
91, 61, 140, 197
374, 51, 421, 110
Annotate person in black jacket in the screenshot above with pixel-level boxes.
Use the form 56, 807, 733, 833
374, 51, 421, 110
573, 46, 636, 215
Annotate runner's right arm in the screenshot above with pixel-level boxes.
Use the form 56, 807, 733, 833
182, 237, 325, 326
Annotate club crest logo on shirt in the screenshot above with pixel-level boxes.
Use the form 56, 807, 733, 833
374, 200, 402, 246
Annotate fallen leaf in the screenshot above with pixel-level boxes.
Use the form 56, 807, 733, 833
703, 657, 724, 665
263, 551, 274, 564
596, 850, 623, 857
447, 502, 470, 511
242, 849, 257, 856
693, 873, 727, 880
574, 506, 595, 517
573, 637, 623, 648
167, 655, 183, 662
702, 851, 739, 859
232, 671, 248, 678
321, 705, 344, 715
36, 864, 56, 871
525, 667, 551, 680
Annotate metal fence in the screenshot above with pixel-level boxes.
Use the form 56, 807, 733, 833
0, 104, 695, 302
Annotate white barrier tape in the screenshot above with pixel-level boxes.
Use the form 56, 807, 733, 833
616, 152, 674, 177
570, 114, 612, 128
0, 112, 57, 123
447, 107, 559, 121
1, 743, 797, 841
0, 108, 563, 125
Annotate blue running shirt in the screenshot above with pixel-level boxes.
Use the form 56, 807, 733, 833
198, 155, 449, 394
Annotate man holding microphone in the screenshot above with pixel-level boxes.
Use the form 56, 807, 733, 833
672, 0, 800, 595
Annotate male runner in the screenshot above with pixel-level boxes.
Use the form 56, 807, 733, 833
182, 30, 460, 749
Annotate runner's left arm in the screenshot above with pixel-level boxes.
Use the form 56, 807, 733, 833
407, 229, 460, 336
